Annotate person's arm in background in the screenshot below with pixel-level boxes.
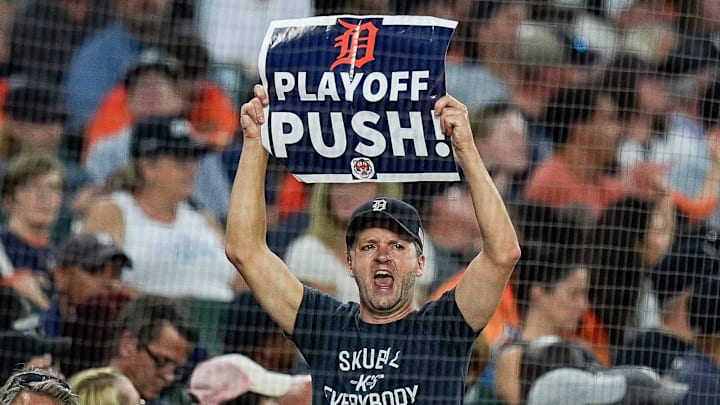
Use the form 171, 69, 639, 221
435, 95, 521, 332
225, 85, 304, 334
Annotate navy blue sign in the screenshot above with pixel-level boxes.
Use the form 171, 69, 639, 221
259, 15, 459, 182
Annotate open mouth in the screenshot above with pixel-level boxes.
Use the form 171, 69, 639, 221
373, 271, 394, 290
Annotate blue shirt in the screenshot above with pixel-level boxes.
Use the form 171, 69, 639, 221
65, 21, 144, 129
676, 350, 720, 405
291, 287, 479, 404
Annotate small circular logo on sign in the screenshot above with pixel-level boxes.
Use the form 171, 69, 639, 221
351, 157, 375, 179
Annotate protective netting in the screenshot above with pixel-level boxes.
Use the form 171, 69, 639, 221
0, 0, 718, 404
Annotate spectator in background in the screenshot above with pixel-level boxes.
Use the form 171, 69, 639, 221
107, 294, 196, 405
602, 53, 720, 226
445, 0, 527, 110
69, 367, 142, 405
470, 103, 529, 199
83, 47, 234, 221
511, 22, 598, 166
82, 116, 238, 302
412, 182, 481, 298
524, 86, 669, 222
283, 182, 409, 303
614, 228, 719, 376
676, 277, 720, 404
6, 0, 111, 85
494, 246, 592, 405
0, 286, 72, 383
464, 334, 502, 405
0, 367, 78, 405
223, 291, 299, 374
65, 0, 172, 131
43, 232, 138, 377
188, 354, 312, 405
1, 80, 91, 239
0, 153, 65, 311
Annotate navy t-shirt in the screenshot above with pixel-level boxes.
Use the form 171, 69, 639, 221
291, 286, 480, 404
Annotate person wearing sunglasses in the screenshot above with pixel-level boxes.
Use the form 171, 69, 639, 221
0, 367, 77, 405
69, 367, 144, 405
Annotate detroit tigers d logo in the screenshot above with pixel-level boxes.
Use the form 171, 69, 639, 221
330, 19, 378, 71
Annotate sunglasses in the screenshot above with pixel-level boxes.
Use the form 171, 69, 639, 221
12, 371, 71, 392
141, 345, 181, 371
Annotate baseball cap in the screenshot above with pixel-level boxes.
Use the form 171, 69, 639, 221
610, 365, 689, 404
3, 79, 66, 124
515, 22, 597, 68
345, 197, 424, 250
53, 232, 132, 271
527, 368, 627, 405
130, 116, 210, 159
124, 48, 181, 87
188, 354, 296, 404
689, 276, 720, 336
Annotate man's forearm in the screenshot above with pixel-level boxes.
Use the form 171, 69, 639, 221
459, 149, 520, 266
226, 138, 271, 262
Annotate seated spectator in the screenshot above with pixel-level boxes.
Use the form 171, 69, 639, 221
68, 367, 141, 405
614, 227, 719, 375
524, 86, 669, 221
42, 232, 138, 377
470, 103, 530, 200
602, 53, 720, 225
283, 182, 406, 303
223, 291, 299, 374
0, 366, 78, 405
675, 277, 720, 404
494, 246, 592, 405
411, 182, 481, 297
44, 232, 136, 337
107, 294, 196, 404
83, 49, 232, 221
5, 0, 110, 85
0, 153, 65, 310
188, 354, 311, 405
445, 1, 527, 110
1, 80, 91, 238
0, 285, 71, 383
82, 116, 238, 302
64, 0, 173, 131
582, 197, 674, 364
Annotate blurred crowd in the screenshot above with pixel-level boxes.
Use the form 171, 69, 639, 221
0, 0, 719, 404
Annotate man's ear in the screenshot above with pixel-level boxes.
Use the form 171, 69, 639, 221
346, 254, 354, 278
118, 331, 138, 358
415, 255, 425, 278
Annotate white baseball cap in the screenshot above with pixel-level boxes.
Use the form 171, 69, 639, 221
527, 368, 627, 405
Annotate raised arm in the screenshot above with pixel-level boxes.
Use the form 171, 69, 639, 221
225, 85, 304, 334
434, 95, 521, 332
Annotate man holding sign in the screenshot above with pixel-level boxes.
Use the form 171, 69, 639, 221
226, 15, 520, 405
227, 84, 519, 404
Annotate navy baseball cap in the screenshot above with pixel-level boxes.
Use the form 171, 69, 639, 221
53, 232, 132, 272
345, 197, 424, 250
124, 48, 181, 87
131, 116, 210, 159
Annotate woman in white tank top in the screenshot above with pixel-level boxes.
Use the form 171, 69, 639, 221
81, 116, 238, 302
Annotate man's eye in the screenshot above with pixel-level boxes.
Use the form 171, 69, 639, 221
393, 243, 405, 250
361, 244, 375, 251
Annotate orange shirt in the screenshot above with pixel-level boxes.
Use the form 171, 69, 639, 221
83, 81, 238, 159
430, 269, 521, 346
